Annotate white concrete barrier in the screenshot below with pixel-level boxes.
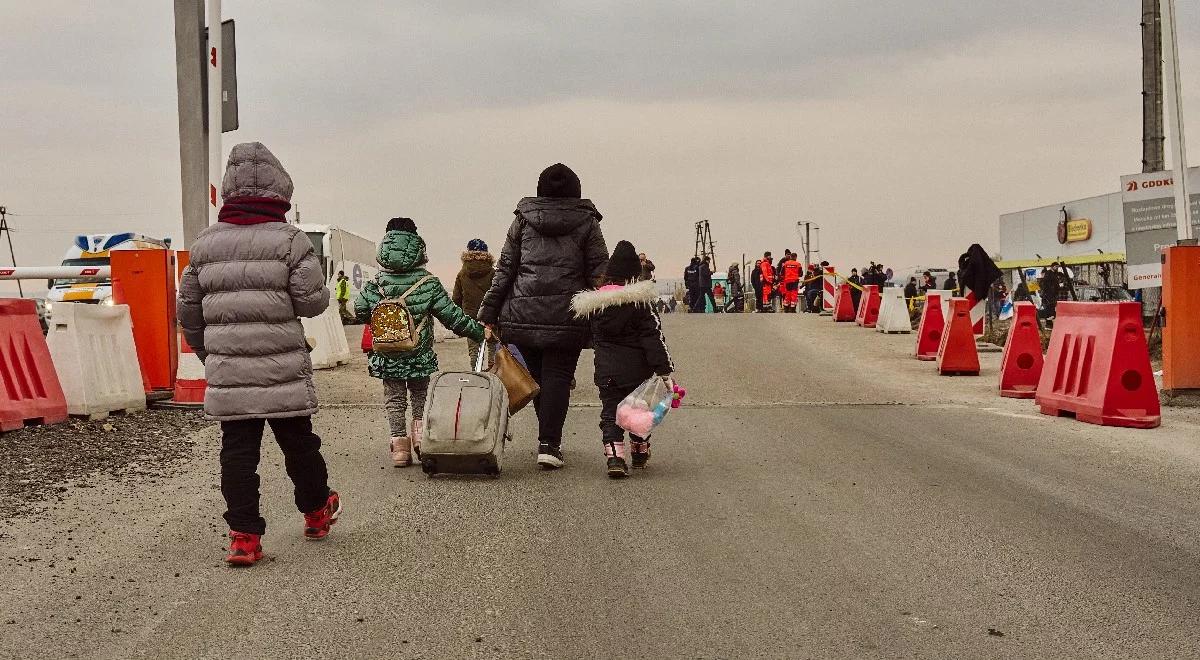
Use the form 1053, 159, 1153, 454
302, 304, 352, 370
46, 302, 146, 419
875, 288, 912, 334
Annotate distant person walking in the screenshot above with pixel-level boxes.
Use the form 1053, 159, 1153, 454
638, 252, 656, 282
684, 257, 701, 312
759, 253, 775, 312
699, 256, 716, 313
726, 263, 743, 313
1038, 262, 1063, 321
750, 259, 764, 312
803, 264, 821, 312
178, 141, 341, 567
478, 163, 609, 470
848, 268, 863, 310
778, 251, 802, 313
336, 270, 353, 323
452, 238, 496, 368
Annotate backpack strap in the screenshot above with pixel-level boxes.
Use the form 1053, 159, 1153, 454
398, 274, 435, 302
397, 274, 436, 336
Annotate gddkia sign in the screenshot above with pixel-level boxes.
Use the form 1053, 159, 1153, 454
1121, 167, 1200, 289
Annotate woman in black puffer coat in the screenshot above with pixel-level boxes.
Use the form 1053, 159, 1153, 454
478, 163, 609, 470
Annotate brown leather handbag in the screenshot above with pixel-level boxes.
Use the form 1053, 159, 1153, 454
486, 344, 540, 414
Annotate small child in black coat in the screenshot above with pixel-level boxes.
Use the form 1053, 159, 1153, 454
571, 240, 675, 478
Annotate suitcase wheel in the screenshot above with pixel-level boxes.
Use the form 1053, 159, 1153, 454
421, 458, 436, 476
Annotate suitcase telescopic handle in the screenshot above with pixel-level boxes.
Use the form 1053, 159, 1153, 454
474, 345, 487, 372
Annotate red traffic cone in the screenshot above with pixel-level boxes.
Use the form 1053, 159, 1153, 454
914, 293, 945, 361
937, 298, 979, 376
998, 302, 1043, 398
856, 285, 881, 328
833, 283, 856, 322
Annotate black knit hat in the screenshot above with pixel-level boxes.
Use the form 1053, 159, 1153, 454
605, 240, 641, 283
386, 217, 417, 233
537, 163, 581, 199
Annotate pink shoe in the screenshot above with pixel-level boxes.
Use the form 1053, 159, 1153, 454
390, 436, 412, 467
411, 419, 425, 457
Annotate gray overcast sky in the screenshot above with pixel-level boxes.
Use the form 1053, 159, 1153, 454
2, 1, 1198, 288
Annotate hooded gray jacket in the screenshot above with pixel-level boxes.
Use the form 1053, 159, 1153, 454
478, 197, 608, 349
177, 143, 329, 420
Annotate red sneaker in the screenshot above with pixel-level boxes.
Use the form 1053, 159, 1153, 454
303, 490, 342, 540
225, 531, 263, 566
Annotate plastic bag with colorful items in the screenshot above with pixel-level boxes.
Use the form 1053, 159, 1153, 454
615, 376, 686, 438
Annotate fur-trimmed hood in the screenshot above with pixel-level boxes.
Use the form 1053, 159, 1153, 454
460, 250, 494, 278
571, 280, 658, 318
461, 250, 494, 263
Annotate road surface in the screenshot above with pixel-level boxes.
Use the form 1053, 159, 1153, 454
3, 314, 1199, 659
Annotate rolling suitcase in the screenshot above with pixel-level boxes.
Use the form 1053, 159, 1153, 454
419, 350, 509, 476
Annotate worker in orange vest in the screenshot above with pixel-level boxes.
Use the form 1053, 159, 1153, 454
779, 251, 803, 313
759, 252, 775, 312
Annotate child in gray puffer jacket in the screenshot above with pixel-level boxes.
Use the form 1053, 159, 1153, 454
178, 141, 341, 567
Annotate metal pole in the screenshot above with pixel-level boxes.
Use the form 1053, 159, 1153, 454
173, 0, 207, 247
206, 0, 223, 226
1161, 0, 1192, 242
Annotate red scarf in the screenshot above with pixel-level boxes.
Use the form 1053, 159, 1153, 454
218, 196, 292, 225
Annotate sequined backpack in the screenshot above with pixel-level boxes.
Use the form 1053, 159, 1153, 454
370, 274, 435, 353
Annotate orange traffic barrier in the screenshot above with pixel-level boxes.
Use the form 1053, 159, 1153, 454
998, 302, 1043, 398
111, 250, 178, 393
1162, 244, 1200, 396
0, 299, 68, 431
936, 298, 979, 376
914, 293, 944, 361
1035, 301, 1160, 428
855, 285, 881, 328
833, 283, 856, 322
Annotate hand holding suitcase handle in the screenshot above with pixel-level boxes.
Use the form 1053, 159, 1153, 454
475, 326, 500, 372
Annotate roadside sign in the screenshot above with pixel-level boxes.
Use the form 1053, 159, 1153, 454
202, 19, 238, 133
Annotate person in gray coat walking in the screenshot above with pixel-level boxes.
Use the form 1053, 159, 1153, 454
178, 142, 341, 566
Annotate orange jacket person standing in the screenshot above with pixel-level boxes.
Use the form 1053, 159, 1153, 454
758, 252, 775, 311
780, 254, 802, 312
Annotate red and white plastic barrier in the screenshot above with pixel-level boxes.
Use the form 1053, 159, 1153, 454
821, 265, 836, 314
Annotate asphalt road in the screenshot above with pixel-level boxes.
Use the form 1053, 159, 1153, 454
3, 314, 1199, 659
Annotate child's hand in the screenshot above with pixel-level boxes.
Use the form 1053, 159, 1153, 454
484, 325, 496, 342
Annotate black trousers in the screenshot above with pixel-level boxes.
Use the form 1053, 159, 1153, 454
220, 416, 330, 535
599, 384, 648, 446
514, 344, 583, 449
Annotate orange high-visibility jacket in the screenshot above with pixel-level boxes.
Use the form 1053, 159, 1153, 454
781, 260, 801, 284
759, 260, 775, 285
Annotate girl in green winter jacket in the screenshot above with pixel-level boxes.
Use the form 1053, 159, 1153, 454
355, 217, 488, 467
